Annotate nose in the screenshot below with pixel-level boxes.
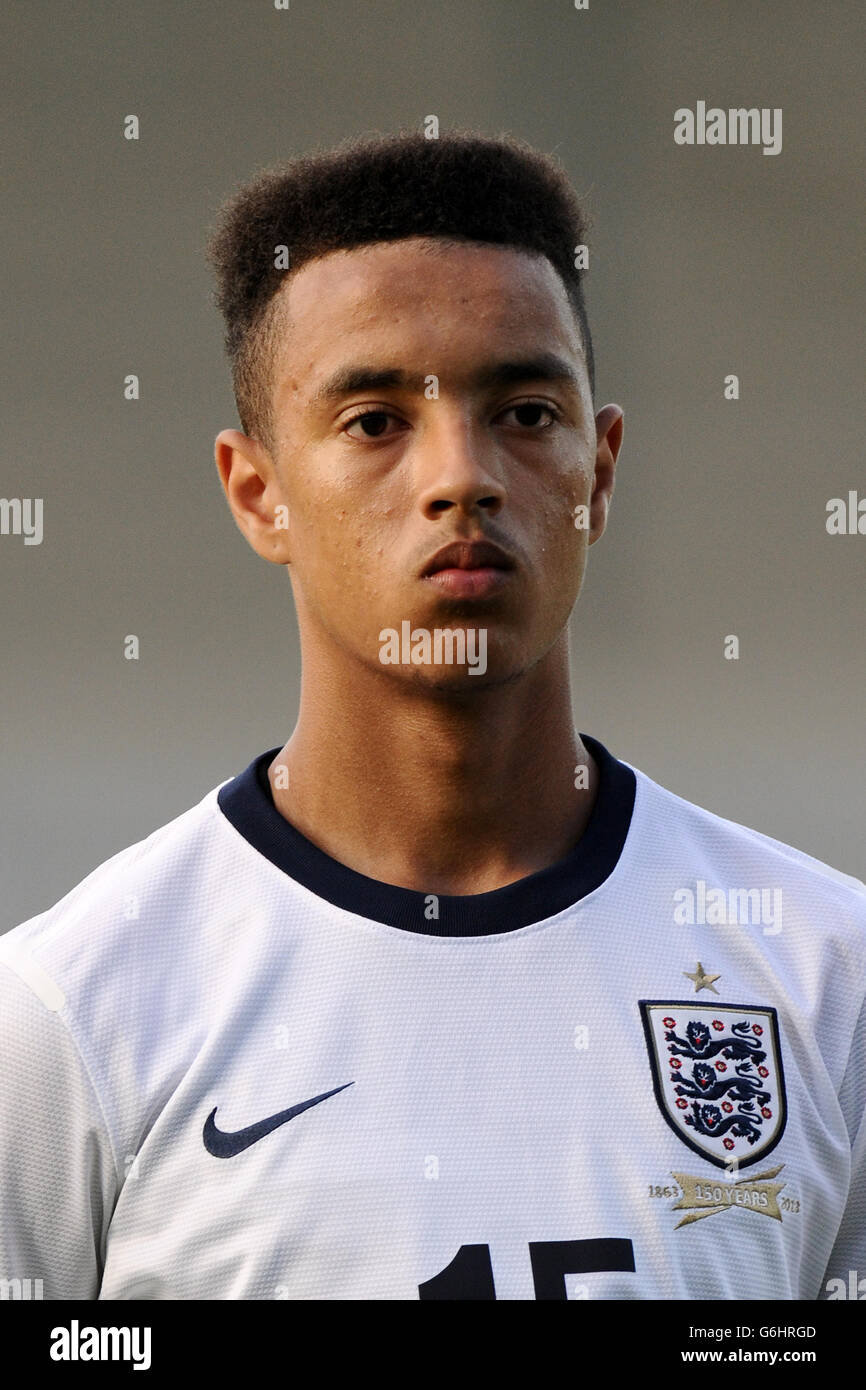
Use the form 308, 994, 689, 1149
415, 412, 507, 521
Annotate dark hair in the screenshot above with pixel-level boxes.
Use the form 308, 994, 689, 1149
206, 128, 595, 451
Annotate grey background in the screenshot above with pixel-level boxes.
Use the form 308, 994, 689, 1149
2, 0, 863, 928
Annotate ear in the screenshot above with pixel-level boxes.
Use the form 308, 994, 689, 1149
587, 404, 623, 545
214, 429, 292, 564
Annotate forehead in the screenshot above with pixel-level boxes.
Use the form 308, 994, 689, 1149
271, 237, 585, 397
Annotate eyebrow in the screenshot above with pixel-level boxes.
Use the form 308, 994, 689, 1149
310, 352, 582, 407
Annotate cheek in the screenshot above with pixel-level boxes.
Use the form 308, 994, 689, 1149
528, 475, 589, 556
291, 504, 391, 609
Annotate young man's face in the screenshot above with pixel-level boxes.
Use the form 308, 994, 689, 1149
217, 236, 622, 691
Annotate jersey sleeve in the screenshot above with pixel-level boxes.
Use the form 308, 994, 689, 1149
0, 951, 119, 1300
819, 987, 866, 1299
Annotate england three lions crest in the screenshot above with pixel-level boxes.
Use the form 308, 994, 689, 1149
640, 1001, 787, 1170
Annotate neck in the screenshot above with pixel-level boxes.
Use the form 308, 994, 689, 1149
269, 631, 597, 895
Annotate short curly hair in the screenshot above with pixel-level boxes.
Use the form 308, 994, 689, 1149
206, 128, 595, 453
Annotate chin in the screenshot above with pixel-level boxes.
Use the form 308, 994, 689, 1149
401, 660, 528, 696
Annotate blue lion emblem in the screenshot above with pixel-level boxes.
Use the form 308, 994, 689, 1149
666, 1020, 771, 1148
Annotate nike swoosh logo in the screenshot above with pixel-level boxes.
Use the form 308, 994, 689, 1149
203, 1082, 354, 1158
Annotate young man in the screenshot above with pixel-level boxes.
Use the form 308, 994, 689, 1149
1, 131, 863, 1302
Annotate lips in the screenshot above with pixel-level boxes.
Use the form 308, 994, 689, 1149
420, 540, 515, 578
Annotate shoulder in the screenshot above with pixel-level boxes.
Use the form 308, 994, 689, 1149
625, 760, 866, 985
630, 759, 866, 909
0, 776, 233, 983
0, 775, 243, 1151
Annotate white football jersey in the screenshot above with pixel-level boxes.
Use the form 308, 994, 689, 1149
1, 734, 864, 1301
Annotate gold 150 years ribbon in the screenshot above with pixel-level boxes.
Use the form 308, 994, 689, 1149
670, 1165, 787, 1228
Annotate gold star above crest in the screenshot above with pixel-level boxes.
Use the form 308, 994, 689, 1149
683, 961, 721, 994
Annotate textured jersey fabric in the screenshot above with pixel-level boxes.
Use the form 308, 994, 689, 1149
0, 733, 863, 1301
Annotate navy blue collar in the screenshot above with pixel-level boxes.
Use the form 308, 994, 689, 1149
217, 733, 636, 936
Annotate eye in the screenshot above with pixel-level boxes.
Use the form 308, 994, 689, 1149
497, 400, 559, 429
343, 409, 404, 440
